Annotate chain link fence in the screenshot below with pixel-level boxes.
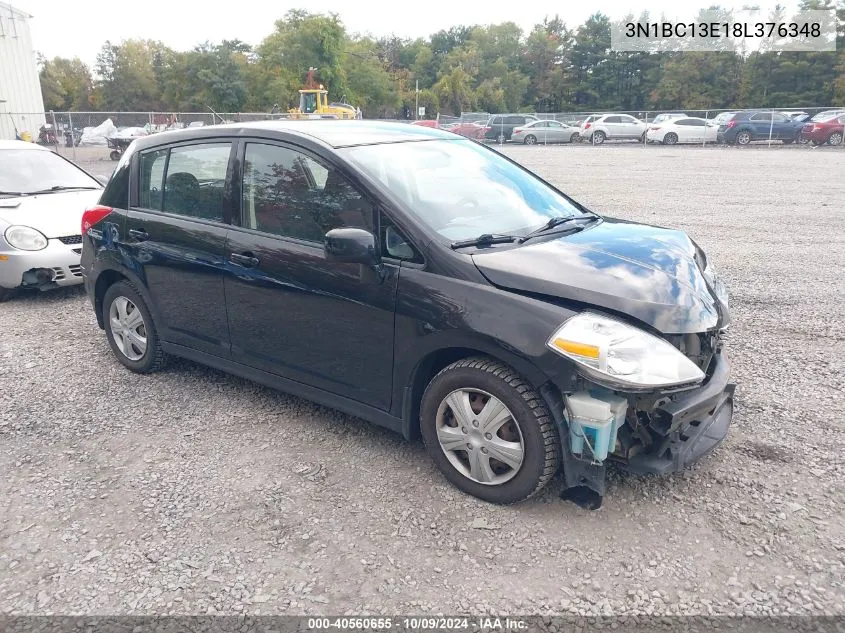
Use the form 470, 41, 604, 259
4, 107, 843, 171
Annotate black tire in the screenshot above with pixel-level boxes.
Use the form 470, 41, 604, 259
663, 132, 678, 145
592, 130, 606, 145
524, 134, 537, 145
496, 133, 506, 144
828, 131, 843, 146
102, 280, 167, 374
569, 132, 580, 143
420, 357, 560, 505
0, 287, 16, 303
109, 150, 121, 161
735, 130, 752, 146
782, 139, 793, 145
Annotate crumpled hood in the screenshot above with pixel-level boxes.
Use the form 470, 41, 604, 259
471, 218, 730, 334
0, 189, 102, 238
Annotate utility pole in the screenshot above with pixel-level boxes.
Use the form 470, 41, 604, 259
415, 80, 419, 120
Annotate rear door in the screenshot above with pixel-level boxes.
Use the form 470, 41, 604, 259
223, 139, 398, 409
602, 116, 622, 138
127, 140, 235, 357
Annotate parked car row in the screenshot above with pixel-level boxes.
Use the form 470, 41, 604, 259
447, 109, 845, 147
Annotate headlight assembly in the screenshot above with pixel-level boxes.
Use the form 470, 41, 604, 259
4, 225, 48, 251
547, 313, 705, 390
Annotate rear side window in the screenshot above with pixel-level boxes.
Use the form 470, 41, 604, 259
138, 143, 231, 222
163, 144, 230, 221
242, 143, 373, 243
604, 116, 621, 123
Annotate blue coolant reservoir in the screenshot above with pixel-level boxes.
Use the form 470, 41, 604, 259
565, 390, 627, 461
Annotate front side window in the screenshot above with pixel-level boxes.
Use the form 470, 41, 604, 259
242, 143, 373, 243
0, 149, 100, 196
344, 139, 589, 242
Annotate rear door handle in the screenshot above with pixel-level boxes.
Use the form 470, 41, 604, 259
128, 229, 149, 241
230, 252, 259, 268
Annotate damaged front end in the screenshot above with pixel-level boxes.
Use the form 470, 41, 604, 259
542, 318, 736, 509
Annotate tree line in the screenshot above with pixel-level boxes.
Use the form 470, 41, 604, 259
38, 3, 845, 118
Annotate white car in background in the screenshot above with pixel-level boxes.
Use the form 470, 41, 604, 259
0, 141, 103, 302
646, 117, 719, 145
580, 113, 648, 144
707, 111, 736, 127
650, 113, 687, 125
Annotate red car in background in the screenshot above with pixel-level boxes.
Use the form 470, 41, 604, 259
411, 119, 440, 128
801, 114, 845, 146
444, 121, 487, 139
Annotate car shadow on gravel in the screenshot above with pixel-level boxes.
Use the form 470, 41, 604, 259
2, 285, 86, 306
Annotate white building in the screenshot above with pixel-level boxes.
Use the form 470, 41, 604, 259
0, 1, 46, 140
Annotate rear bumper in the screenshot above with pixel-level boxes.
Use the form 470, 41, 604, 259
622, 352, 735, 475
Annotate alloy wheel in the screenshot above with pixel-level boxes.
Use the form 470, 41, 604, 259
109, 296, 147, 361
737, 131, 751, 145
829, 132, 843, 146
435, 388, 525, 485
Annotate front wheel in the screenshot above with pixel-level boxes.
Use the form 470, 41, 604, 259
420, 357, 560, 504
569, 132, 580, 143
103, 281, 167, 373
0, 286, 16, 303
523, 134, 537, 145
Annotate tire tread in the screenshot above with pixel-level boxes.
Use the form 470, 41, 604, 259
424, 356, 560, 503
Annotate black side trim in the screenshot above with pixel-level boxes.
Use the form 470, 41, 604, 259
160, 342, 404, 435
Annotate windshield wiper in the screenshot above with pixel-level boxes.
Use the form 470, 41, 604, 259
518, 215, 597, 243
24, 185, 100, 195
450, 233, 518, 249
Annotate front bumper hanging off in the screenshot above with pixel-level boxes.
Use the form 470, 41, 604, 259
542, 351, 736, 506
624, 353, 735, 475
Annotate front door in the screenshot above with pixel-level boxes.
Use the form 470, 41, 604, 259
223, 140, 398, 410
126, 140, 235, 357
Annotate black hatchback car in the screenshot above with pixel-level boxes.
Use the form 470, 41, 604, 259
81, 121, 734, 505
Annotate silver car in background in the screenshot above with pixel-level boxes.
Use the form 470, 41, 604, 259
511, 119, 580, 145
0, 141, 103, 302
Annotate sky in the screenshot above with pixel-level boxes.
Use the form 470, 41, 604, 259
18, 0, 797, 66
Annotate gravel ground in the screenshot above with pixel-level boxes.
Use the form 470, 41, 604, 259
1, 144, 844, 617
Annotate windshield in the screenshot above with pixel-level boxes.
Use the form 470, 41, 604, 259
0, 149, 100, 195
344, 139, 589, 241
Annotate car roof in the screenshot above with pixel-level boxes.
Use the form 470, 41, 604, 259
0, 140, 50, 151
130, 120, 457, 151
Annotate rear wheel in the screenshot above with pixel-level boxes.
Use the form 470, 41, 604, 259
736, 130, 752, 146
102, 281, 167, 374
0, 287, 16, 303
663, 132, 678, 145
523, 134, 537, 145
109, 150, 121, 161
496, 133, 506, 144
592, 130, 606, 145
420, 357, 560, 505
828, 132, 843, 146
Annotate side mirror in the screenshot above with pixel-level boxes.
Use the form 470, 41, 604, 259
324, 228, 378, 266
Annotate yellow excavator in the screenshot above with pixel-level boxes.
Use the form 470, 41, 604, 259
288, 68, 359, 120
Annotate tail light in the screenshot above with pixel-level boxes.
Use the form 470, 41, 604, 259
726, 121, 737, 128
584, 122, 591, 129
81, 205, 113, 236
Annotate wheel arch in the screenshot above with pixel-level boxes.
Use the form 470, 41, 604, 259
93, 264, 160, 330
399, 342, 552, 441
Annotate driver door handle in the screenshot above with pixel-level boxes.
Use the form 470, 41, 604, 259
230, 252, 260, 268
